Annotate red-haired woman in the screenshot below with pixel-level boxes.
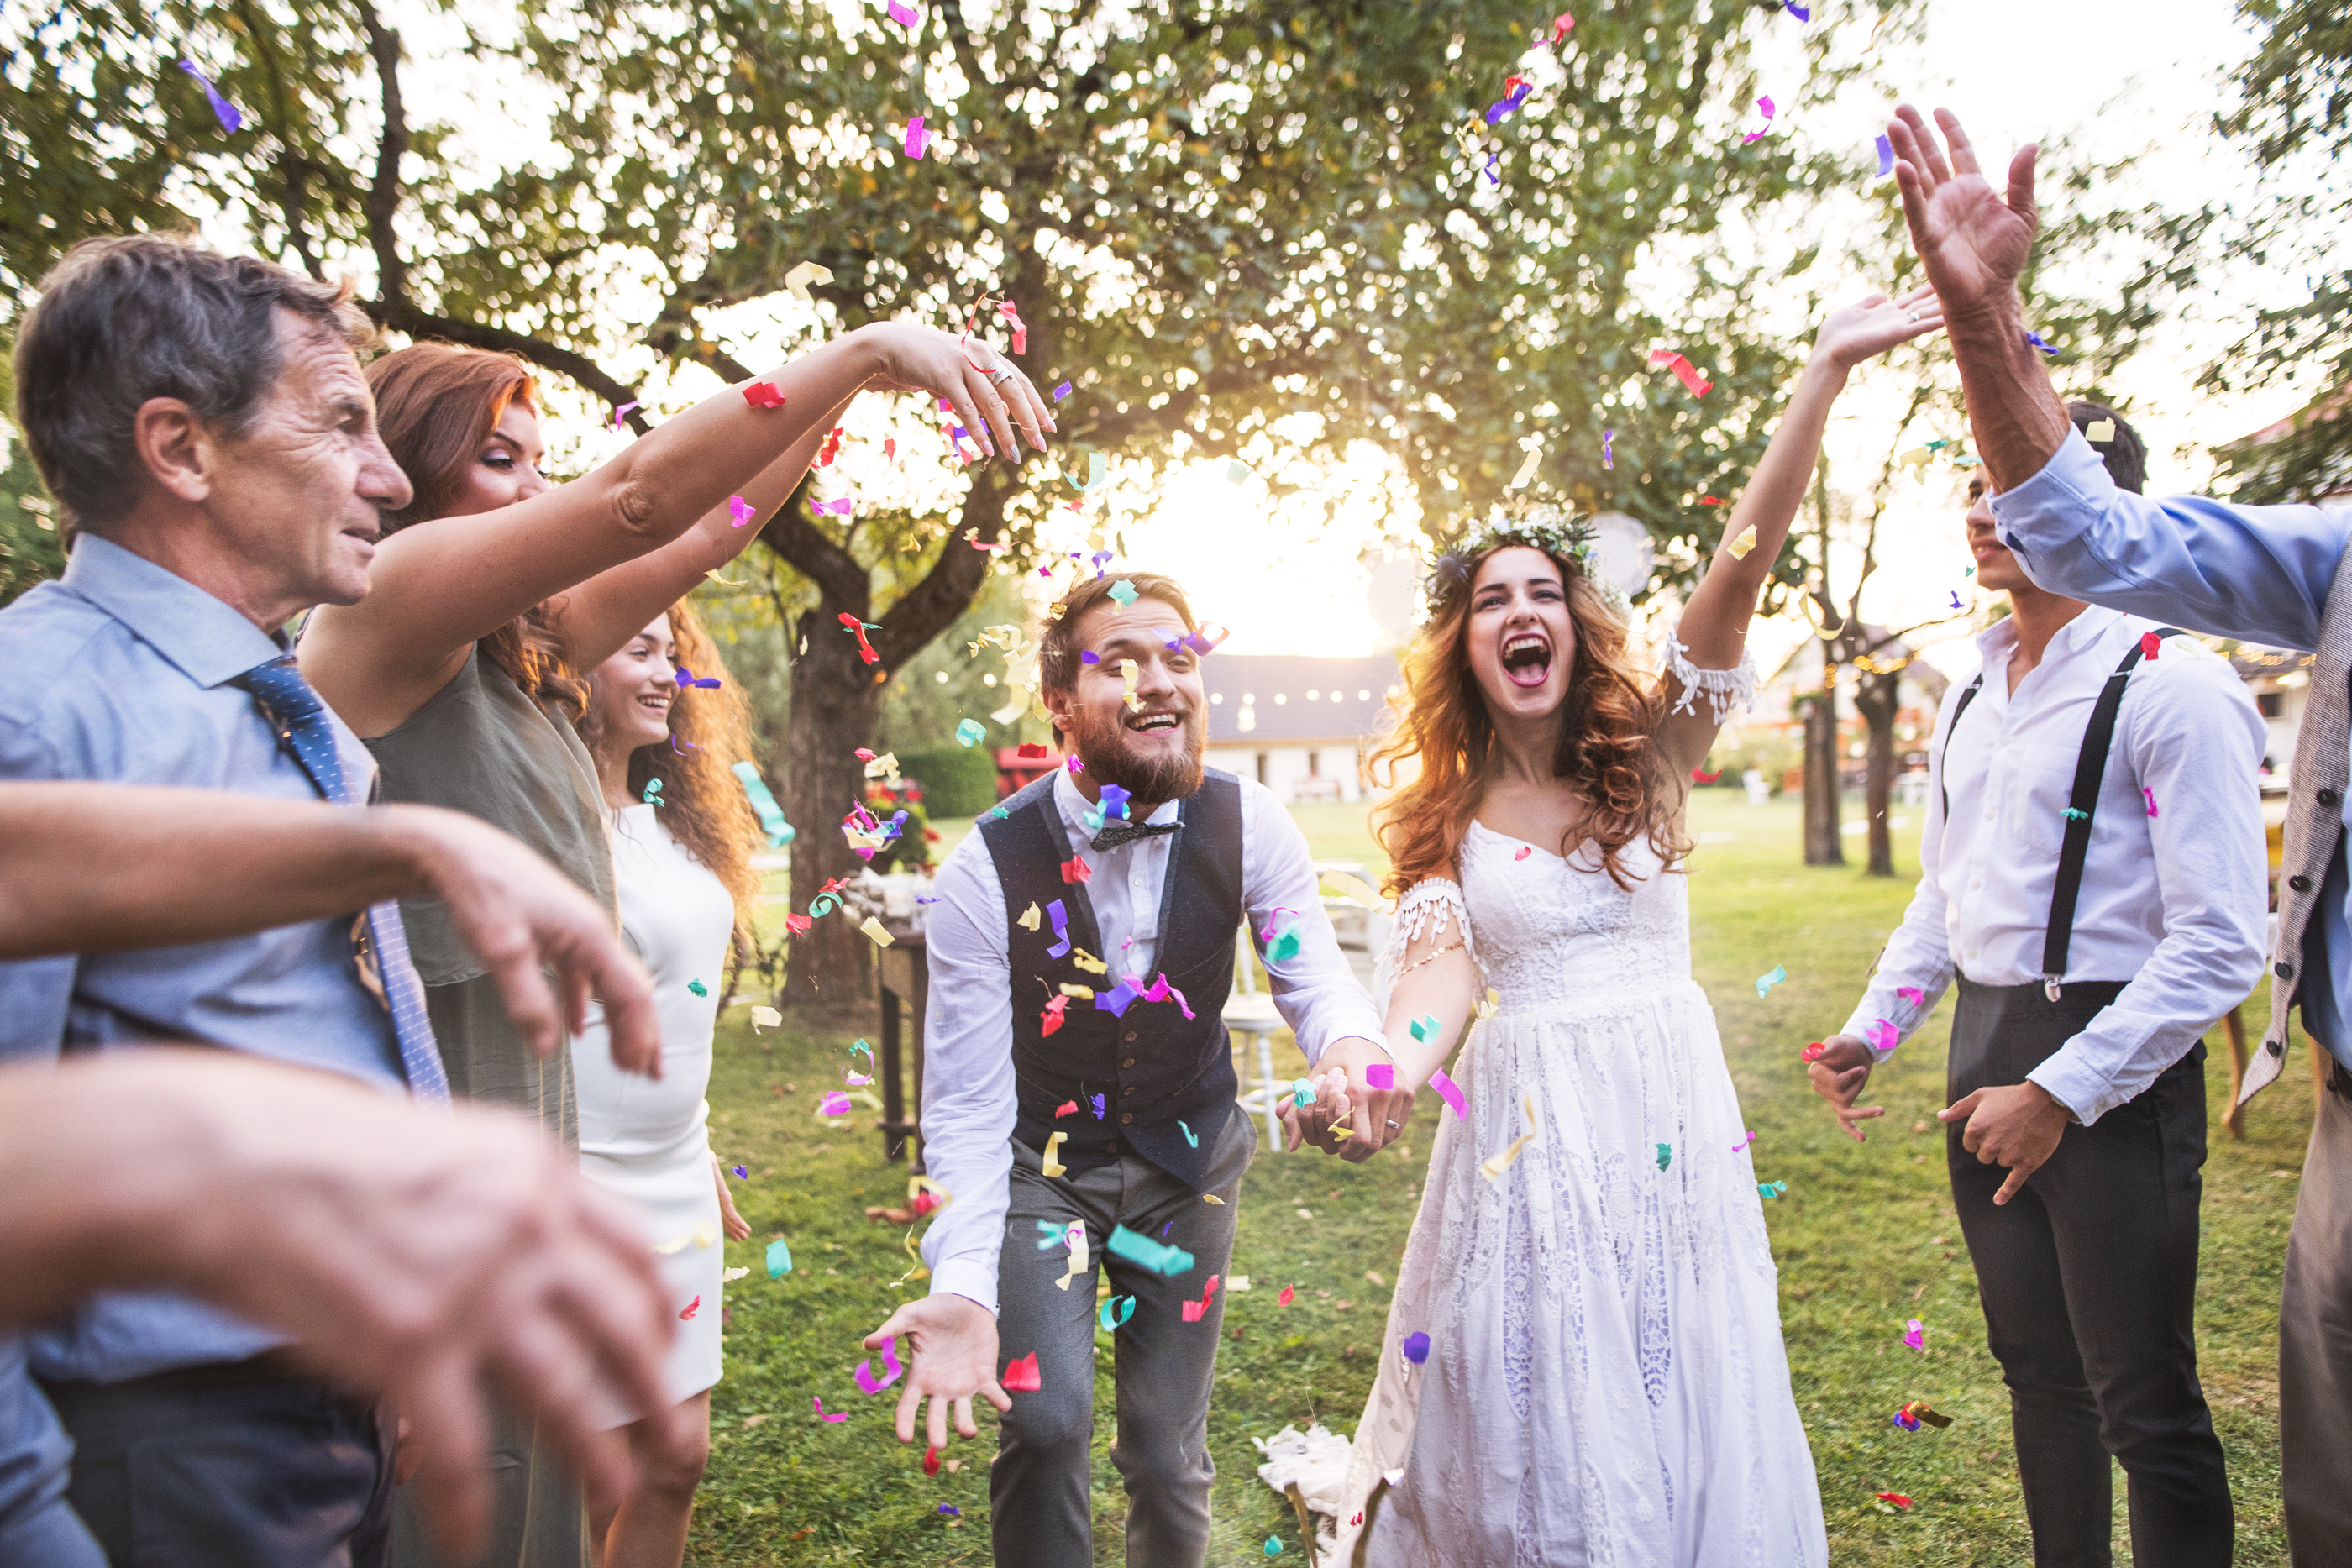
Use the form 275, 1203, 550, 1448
1320, 291, 1943, 1565
570, 602, 758, 1568
299, 330, 1048, 1566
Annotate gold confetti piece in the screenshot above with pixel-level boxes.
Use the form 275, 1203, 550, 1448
1204, 1193, 1226, 1204
2086, 419, 2115, 443
1072, 947, 1109, 975
1330, 1127, 1356, 1141
1478, 1094, 1540, 1181
1053, 1222, 1089, 1289
1897, 445, 1934, 475
722, 1266, 750, 1282
1320, 870, 1395, 915
783, 260, 834, 301
1506, 439, 1542, 490
751, 1005, 782, 1030
1018, 902, 1043, 931
1120, 658, 1140, 711
860, 915, 895, 947
1228, 1276, 1251, 1292
863, 752, 901, 780
1726, 522, 1759, 559
654, 1221, 721, 1256
1473, 988, 1502, 1021
1059, 983, 1095, 999
1042, 1131, 1068, 1177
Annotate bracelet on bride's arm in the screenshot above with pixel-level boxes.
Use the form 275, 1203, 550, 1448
1391, 940, 1466, 981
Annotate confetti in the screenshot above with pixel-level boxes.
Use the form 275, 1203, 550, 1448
1759, 1180, 1788, 1198
1875, 1492, 1914, 1511
1402, 1330, 1431, 1364
2087, 418, 2117, 443
1042, 1130, 1067, 1177
923, 1445, 941, 1476
752, 1006, 782, 1030
2063, 806, 2090, 821
2143, 787, 2159, 818
1289, 1078, 1316, 1109
1099, 1294, 1137, 1331
2024, 330, 2060, 357
1179, 1273, 1221, 1322
1278, 1285, 1296, 1306
887, 0, 920, 27
742, 381, 787, 409
1106, 579, 1139, 607
1950, 590, 1965, 611
176, 60, 244, 133
1409, 1014, 1441, 1045
1649, 350, 1712, 397
686, 979, 708, 999
1321, 869, 1394, 914
820, 1091, 852, 1117
680, 1295, 701, 1320
1507, 439, 1542, 490
812, 1396, 848, 1423
939, 1504, 962, 1518
1060, 856, 1091, 885
1740, 95, 1777, 144
723, 1266, 749, 1282
1053, 380, 1074, 401
999, 300, 1029, 356
1727, 523, 1760, 559
642, 778, 664, 807
1800, 1041, 1827, 1062
1479, 1094, 1540, 1179
1053, 1221, 1089, 1291
1897, 1400, 1953, 1429
1874, 134, 1895, 180
1867, 1019, 1898, 1053
1364, 1063, 1395, 1092
1902, 1318, 1925, 1351
1602, 428, 1615, 469
905, 115, 928, 159
1784, 2, 1810, 18
1514, 845, 1533, 862
785, 260, 834, 302
837, 612, 881, 664
955, 718, 987, 747
1427, 1067, 1468, 1120
1106, 1222, 1196, 1277
1265, 1539, 1284, 1556
1000, 1352, 1042, 1392
1179, 1119, 1199, 1148
2139, 630, 2164, 659
675, 664, 720, 690
1755, 963, 1787, 999
812, 497, 855, 517
767, 1238, 795, 1277
729, 1163, 748, 1179
1473, 987, 1503, 1020
612, 400, 641, 429
1898, 985, 1926, 1005
1656, 1142, 1672, 1172
726, 495, 756, 527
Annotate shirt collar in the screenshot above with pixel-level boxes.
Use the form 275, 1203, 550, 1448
60, 533, 290, 690
1053, 763, 1183, 840
1971, 601, 2124, 669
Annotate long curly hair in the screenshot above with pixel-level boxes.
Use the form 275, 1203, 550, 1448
1371, 541, 1688, 894
594, 603, 764, 960
365, 342, 588, 720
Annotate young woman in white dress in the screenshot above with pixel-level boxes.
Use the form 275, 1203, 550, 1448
574, 603, 759, 1567
1303, 290, 1946, 1565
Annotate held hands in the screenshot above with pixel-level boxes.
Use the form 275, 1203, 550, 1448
1886, 105, 2040, 321
712, 1154, 753, 1242
1803, 1034, 1884, 1142
864, 1293, 1011, 1451
1813, 285, 1947, 373
1280, 1036, 1416, 1162
1942, 1082, 2072, 1204
857, 323, 1055, 464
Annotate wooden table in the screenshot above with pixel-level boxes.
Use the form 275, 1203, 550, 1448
875, 924, 927, 1170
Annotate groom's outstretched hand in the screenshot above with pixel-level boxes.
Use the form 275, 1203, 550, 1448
1804, 1035, 1883, 1142
865, 1293, 1010, 1450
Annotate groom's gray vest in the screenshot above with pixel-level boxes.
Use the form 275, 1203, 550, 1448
978, 768, 1244, 1188
2250, 538, 2352, 1104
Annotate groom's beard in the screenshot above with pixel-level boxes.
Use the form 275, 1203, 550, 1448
1068, 700, 1206, 808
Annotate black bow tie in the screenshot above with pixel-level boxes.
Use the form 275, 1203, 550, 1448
1091, 820, 1180, 852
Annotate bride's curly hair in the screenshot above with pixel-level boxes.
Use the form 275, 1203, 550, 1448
1370, 512, 1688, 894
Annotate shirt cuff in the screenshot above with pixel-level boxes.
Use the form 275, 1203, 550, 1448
2024, 1057, 2102, 1126
927, 1260, 1000, 1319
1839, 1007, 1903, 1063
1989, 427, 2109, 548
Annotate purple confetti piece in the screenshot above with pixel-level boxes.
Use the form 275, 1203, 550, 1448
906, 115, 928, 159
1603, 428, 1614, 469
2024, 330, 2060, 356
813, 497, 855, 516
176, 61, 244, 134
889, 0, 921, 24
1426, 1068, 1468, 1120
1403, 1331, 1431, 1364
939, 1504, 962, 1517
1875, 134, 1895, 179
731, 1164, 748, 1178
1784, 0, 1810, 18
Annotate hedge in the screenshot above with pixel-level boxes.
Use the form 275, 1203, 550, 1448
900, 744, 999, 817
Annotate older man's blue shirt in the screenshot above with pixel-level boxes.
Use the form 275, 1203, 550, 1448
0, 533, 406, 1387
1992, 429, 2352, 1063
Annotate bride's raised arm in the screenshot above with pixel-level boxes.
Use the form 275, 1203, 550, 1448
1657, 287, 1946, 774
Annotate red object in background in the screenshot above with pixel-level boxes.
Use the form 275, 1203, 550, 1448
1016, 742, 1049, 759
2140, 630, 2163, 659
1278, 1284, 1295, 1307
997, 744, 1059, 800
1001, 1353, 1042, 1392
1874, 1492, 1914, 1510
1692, 768, 1723, 784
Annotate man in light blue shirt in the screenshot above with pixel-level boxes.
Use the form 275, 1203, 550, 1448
0, 235, 430, 1565
1886, 102, 2352, 1563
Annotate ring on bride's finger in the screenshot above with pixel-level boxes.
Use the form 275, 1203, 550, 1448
984, 366, 1014, 385
1385, 1120, 1400, 1129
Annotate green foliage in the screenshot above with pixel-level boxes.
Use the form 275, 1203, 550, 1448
874, 569, 1043, 758
0, 433, 65, 607
897, 746, 998, 820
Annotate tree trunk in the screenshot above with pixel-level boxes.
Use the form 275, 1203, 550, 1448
1802, 653, 1845, 867
781, 611, 888, 1000
1854, 669, 1901, 878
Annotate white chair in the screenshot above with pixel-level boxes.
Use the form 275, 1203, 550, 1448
1225, 921, 1290, 1150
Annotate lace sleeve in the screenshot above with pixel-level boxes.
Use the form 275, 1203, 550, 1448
1660, 624, 1760, 725
1376, 878, 1477, 1015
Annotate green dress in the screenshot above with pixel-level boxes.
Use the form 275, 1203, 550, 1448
365, 645, 615, 1568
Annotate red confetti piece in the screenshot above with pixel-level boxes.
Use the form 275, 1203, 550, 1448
1513, 845, 1532, 861
999, 300, 1028, 356
743, 381, 787, 409
1041, 996, 1069, 1037
2139, 631, 2163, 659
1061, 856, 1091, 884
1692, 768, 1723, 783
1800, 1041, 1827, 1062
784, 913, 813, 936
923, 1445, 942, 1476
1648, 350, 1712, 398
1278, 1284, 1295, 1307
680, 1295, 701, 1320
1017, 742, 1050, 759
1001, 1352, 1042, 1392
837, 612, 881, 664
1875, 1492, 1913, 1510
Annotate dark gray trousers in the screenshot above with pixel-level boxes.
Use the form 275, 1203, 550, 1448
2281, 1061, 2352, 1564
1949, 978, 2231, 1568
991, 1103, 1253, 1568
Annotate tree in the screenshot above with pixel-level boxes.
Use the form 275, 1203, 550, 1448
2196, 0, 2352, 502
6, 0, 1925, 988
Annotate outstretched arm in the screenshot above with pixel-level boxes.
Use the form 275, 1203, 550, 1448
1660, 289, 1947, 772
0, 784, 659, 1071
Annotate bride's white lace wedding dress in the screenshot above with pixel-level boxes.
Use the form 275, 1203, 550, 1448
1331, 810, 1828, 1565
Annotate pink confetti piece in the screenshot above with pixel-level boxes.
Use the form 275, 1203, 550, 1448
2143, 787, 2159, 818
1867, 1019, 1898, 1053
1364, 1063, 1395, 1091
727, 495, 755, 527
1731, 1130, 1757, 1153
1000, 1352, 1042, 1392
1648, 350, 1712, 397
813, 1396, 848, 1423
1513, 845, 1532, 861
999, 300, 1028, 356
820, 1090, 853, 1117
1179, 1274, 1221, 1322
612, 399, 640, 429
1741, 96, 1776, 144
743, 381, 786, 409
855, 1335, 904, 1393
887, 0, 919, 24
1278, 1284, 1295, 1306
1427, 1068, 1468, 1120
1901, 1318, 1924, 1352
680, 1294, 701, 1320
905, 115, 928, 159
813, 497, 855, 516
1898, 985, 1926, 1006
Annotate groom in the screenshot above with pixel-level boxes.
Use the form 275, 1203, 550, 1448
864, 569, 1399, 1565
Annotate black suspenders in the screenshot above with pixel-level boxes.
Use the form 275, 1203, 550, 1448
1938, 627, 2184, 1000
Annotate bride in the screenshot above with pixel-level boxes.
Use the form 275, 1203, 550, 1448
1289, 288, 1945, 1565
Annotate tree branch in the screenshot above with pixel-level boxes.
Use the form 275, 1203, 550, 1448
354, 0, 408, 319
759, 507, 869, 612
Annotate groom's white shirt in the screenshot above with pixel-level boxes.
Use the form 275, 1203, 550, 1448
916, 766, 1384, 1314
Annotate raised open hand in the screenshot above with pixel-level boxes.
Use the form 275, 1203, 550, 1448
1813, 284, 1946, 372
1886, 106, 2039, 319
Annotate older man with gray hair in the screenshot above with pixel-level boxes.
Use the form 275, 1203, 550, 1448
0, 236, 669, 1566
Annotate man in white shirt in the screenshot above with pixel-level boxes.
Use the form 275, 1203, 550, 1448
858, 570, 1395, 1566
1809, 406, 2265, 1568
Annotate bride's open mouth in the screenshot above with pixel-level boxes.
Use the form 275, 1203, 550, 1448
1500, 632, 1551, 688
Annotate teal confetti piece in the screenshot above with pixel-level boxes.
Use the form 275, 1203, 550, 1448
1409, 1014, 1440, 1044
1099, 1293, 1136, 1331
1754, 963, 1787, 999
2062, 807, 2090, 821
1656, 1143, 1672, 1172
1106, 579, 1138, 607
688, 979, 707, 998
1105, 1223, 1194, 1277
955, 718, 986, 747
1290, 1078, 1315, 1109
1226, 460, 1252, 485
1264, 1538, 1284, 1555
1266, 927, 1300, 963
642, 777, 664, 806
1179, 1120, 1199, 1148
1759, 1180, 1788, 1198
766, 1237, 794, 1277
732, 762, 795, 847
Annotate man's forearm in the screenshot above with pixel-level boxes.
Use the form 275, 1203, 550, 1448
1946, 297, 2076, 493
0, 784, 456, 958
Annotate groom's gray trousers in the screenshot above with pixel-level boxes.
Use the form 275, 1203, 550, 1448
991, 1101, 1255, 1568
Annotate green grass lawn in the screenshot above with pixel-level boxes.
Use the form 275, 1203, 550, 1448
696, 791, 2312, 1565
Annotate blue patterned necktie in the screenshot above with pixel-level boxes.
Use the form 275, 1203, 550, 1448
232, 655, 450, 1103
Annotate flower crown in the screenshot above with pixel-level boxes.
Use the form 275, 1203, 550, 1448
1423, 505, 1601, 616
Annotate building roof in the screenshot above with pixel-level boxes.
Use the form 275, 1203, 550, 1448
1200, 654, 1401, 745
2222, 643, 2318, 680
